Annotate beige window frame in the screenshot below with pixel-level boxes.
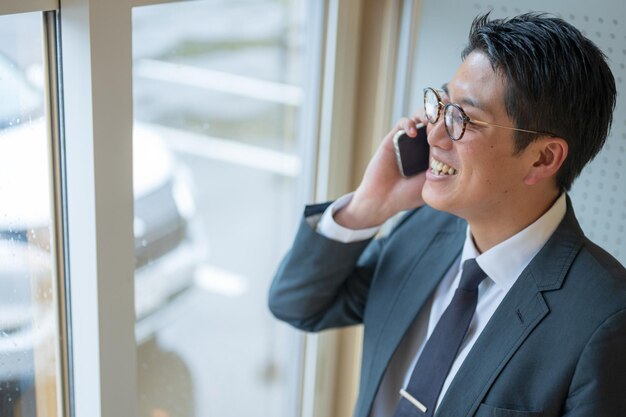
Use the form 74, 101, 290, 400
308, 1, 422, 416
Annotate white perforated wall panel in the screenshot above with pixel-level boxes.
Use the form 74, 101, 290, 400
409, 0, 626, 265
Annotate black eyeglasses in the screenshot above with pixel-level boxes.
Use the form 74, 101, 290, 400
423, 87, 555, 141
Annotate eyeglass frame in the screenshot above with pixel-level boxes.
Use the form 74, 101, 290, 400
423, 87, 556, 141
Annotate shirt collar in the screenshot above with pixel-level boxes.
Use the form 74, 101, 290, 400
459, 193, 567, 291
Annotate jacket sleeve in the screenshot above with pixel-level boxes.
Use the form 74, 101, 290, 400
561, 308, 626, 416
267, 203, 386, 332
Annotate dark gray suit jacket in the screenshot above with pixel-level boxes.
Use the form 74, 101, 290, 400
269, 198, 626, 417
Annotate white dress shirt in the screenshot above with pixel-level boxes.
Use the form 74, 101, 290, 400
317, 193, 567, 417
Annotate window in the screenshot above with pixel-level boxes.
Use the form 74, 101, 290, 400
0, 11, 61, 417
0, 1, 357, 416
131, 1, 319, 416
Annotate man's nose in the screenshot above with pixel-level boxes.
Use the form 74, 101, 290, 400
427, 119, 452, 150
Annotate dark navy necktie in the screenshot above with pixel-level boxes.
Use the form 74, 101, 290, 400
393, 259, 487, 417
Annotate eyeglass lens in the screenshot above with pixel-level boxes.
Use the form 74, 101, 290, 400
424, 89, 440, 124
444, 105, 464, 140
424, 88, 465, 140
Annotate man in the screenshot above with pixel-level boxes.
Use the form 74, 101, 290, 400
269, 13, 626, 417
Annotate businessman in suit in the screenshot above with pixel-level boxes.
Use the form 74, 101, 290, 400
269, 13, 626, 417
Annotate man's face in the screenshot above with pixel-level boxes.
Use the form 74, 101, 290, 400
422, 51, 535, 222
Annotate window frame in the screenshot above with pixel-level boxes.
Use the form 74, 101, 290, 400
59, 1, 137, 417
43, 10, 71, 417
0, 0, 57, 16
0, 0, 375, 415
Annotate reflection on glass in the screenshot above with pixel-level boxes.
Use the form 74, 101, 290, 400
0, 12, 59, 417
132, 1, 310, 416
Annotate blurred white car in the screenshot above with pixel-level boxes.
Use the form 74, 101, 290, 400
0, 54, 207, 414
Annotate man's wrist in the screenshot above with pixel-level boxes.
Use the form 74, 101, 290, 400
334, 197, 388, 229
316, 193, 380, 243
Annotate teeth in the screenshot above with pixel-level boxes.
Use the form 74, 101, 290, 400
430, 158, 457, 176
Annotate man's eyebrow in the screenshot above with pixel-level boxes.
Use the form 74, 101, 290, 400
441, 83, 486, 112
459, 96, 485, 111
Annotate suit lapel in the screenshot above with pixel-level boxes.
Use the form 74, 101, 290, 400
434, 270, 550, 417
435, 199, 584, 417
361, 228, 465, 415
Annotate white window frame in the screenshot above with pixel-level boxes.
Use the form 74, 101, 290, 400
59, 1, 137, 417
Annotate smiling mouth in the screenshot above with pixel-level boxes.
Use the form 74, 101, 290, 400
430, 157, 458, 176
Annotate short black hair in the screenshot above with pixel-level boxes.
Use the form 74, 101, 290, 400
462, 12, 616, 191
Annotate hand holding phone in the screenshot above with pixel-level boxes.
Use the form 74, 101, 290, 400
334, 119, 428, 229
393, 124, 430, 177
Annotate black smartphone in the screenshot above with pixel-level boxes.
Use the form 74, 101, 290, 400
393, 124, 430, 177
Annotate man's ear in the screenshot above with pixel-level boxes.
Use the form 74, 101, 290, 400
524, 137, 568, 186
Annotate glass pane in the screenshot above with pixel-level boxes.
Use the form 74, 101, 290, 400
132, 1, 314, 416
0, 12, 60, 417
